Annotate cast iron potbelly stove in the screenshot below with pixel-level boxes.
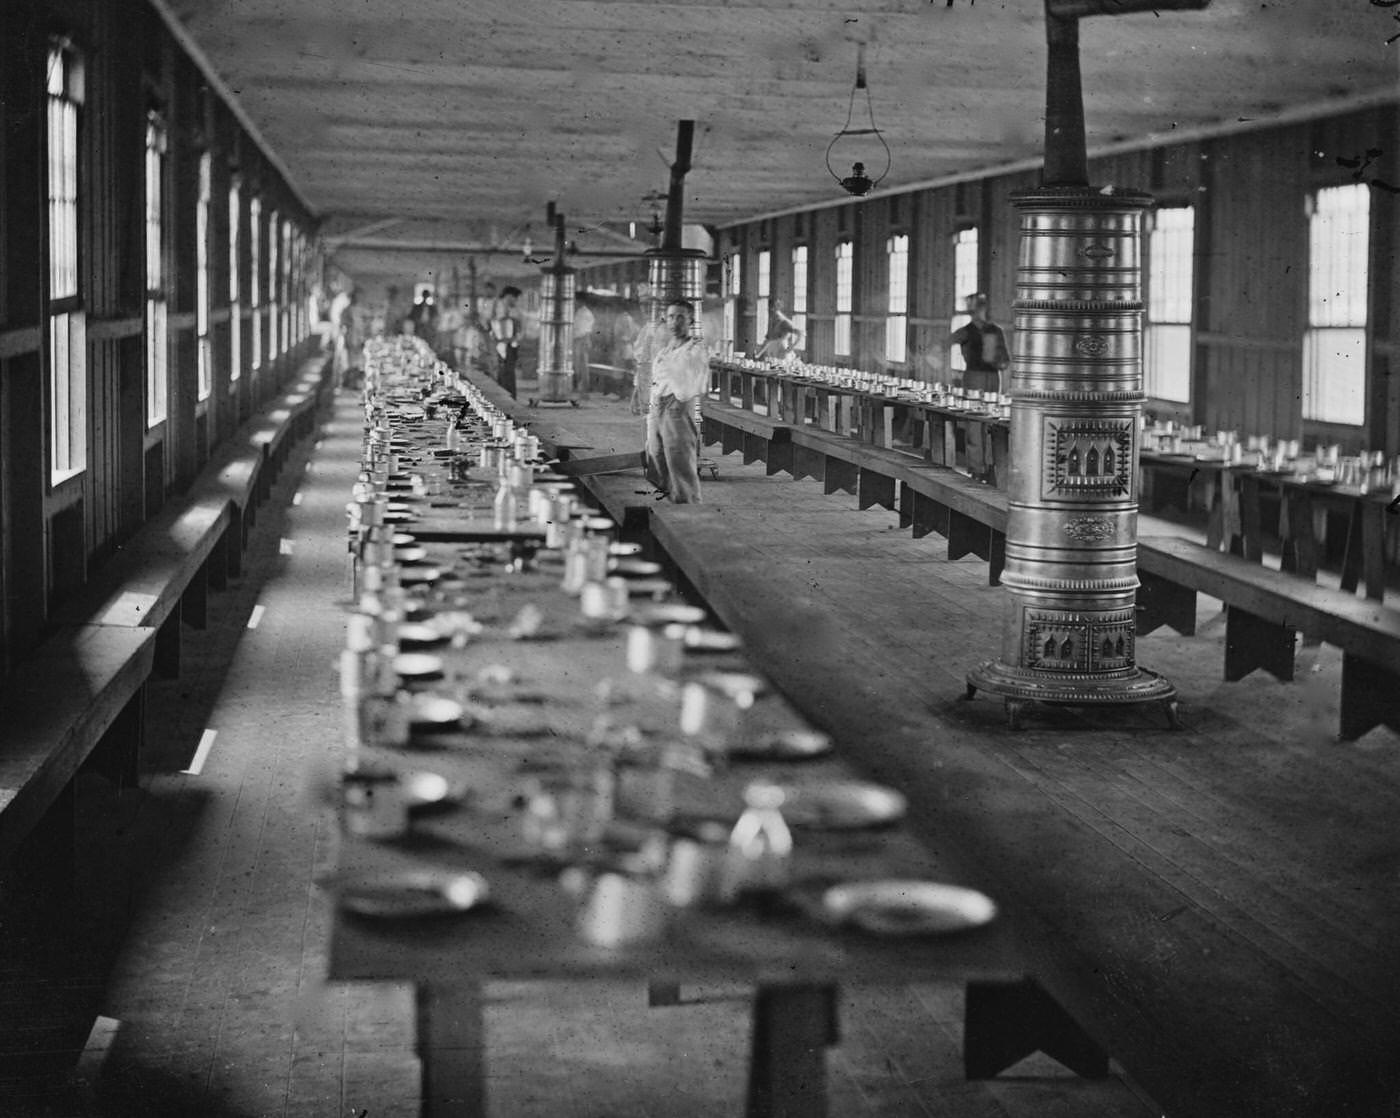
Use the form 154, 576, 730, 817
966, 0, 1208, 728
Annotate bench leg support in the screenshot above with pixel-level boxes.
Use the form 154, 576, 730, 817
415, 981, 487, 1118
909, 493, 951, 541
746, 982, 837, 1118
857, 468, 896, 512
823, 457, 858, 497
155, 610, 182, 678
1224, 606, 1295, 682
1339, 654, 1400, 740
964, 978, 1110, 1081
791, 445, 825, 484
183, 566, 210, 630
1136, 572, 1197, 636
85, 685, 146, 789
947, 509, 991, 563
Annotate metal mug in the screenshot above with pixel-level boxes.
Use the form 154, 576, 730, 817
576, 872, 669, 948
341, 770, 409, 840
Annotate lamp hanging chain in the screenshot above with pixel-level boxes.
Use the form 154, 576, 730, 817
825, 43, 892, 192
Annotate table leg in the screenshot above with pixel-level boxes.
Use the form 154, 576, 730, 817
745, 982, 837, 1118
416, 981, 486, 1118
1360, 499, 1386, 602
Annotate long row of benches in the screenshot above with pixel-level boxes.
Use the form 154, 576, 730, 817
0, 356, 333, 891
701, 398, 1400, 741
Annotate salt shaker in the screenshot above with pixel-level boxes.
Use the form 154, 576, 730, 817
720, 781, 793, 902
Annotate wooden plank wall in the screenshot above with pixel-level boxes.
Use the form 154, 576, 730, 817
0, 0, 319, 672
711, 103, 1398, 459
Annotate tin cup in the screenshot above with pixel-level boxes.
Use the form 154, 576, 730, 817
341, 769, 409, 840
580, 577, 630, 625
576, 872, 669, 948
663, 823, 732, 907
626, 622, 687, 676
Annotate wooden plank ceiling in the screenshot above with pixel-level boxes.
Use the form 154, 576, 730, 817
168, 0, 1395, 282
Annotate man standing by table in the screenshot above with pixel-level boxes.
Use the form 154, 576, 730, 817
950, 292, 1011, 395
645, 298, 709, 504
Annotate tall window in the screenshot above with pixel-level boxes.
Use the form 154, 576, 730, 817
790, 245, 808, 349
1303, 183, 1370, 426
144, 114, 168, 427
47, 41, 86, 481
196, 151, 212, 401
228, 178, 242, 383
834, 241, 853, 358
250, 196, 262, 372
267, 208, 279, 362
1144, 205, 1195, 403
756, 249, 771, 343
282, 220, 292, 353
950, 227, 979, 373
722, 253, 741, 354
885, 234, 909, 365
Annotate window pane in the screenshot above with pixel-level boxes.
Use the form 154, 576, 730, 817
1303, 185, 1369, 424
951, 228, 979, 372
756, 250, 771, 341
835, 242, 853, 357
1303, 327, 1366, 426
146, 299, 167, 426
1144, 323, 1191, 403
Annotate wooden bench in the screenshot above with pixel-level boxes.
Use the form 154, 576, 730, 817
700, 400, 792, 475
0, 626, 155, 887
1136, 534, 1400, 739
53, 497, 235, 679
193, 359, 332, 571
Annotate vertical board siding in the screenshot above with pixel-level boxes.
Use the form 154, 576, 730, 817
0, 0, 316, 666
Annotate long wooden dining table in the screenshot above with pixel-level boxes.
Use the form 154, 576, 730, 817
320, 371, 1027, 1117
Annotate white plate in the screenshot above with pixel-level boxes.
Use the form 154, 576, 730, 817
394, 653, 444, 679
608, 541, 643, 557
633, 604, 706, 627
409, 694, 466, 727
683, 628, 743, 653
399, 566, 442, 585
699, 671, 769, 700
397, 622, 447, 647
333, 871, 489, 918
402, 770, 458, 806
822, 880, 997, 936
778, 781, 906, 830
729, 729, 832, 761
609, 559, 663, 578
392, 533, 418, 546
394, 545, 429, 563
623, 578, 673, 599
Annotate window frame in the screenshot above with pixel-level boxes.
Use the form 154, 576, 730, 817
267, 207, 279, 362
46, 39, 87, 485
885, 233, 909, 366
755, 248, 772, 345
834, 240, 853, 359
1301, 182, 1371, 429
1143, 203, 1196, 406
196, 150, 212, 402
790, 244, 808, 351
250, 194, 262, 372
722, 252, 741, 355
949, 226, 979, 374
144, 112, 169, 429
228, 175, 242, 385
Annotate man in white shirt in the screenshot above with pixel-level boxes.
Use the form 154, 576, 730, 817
645, 298, 710, 504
